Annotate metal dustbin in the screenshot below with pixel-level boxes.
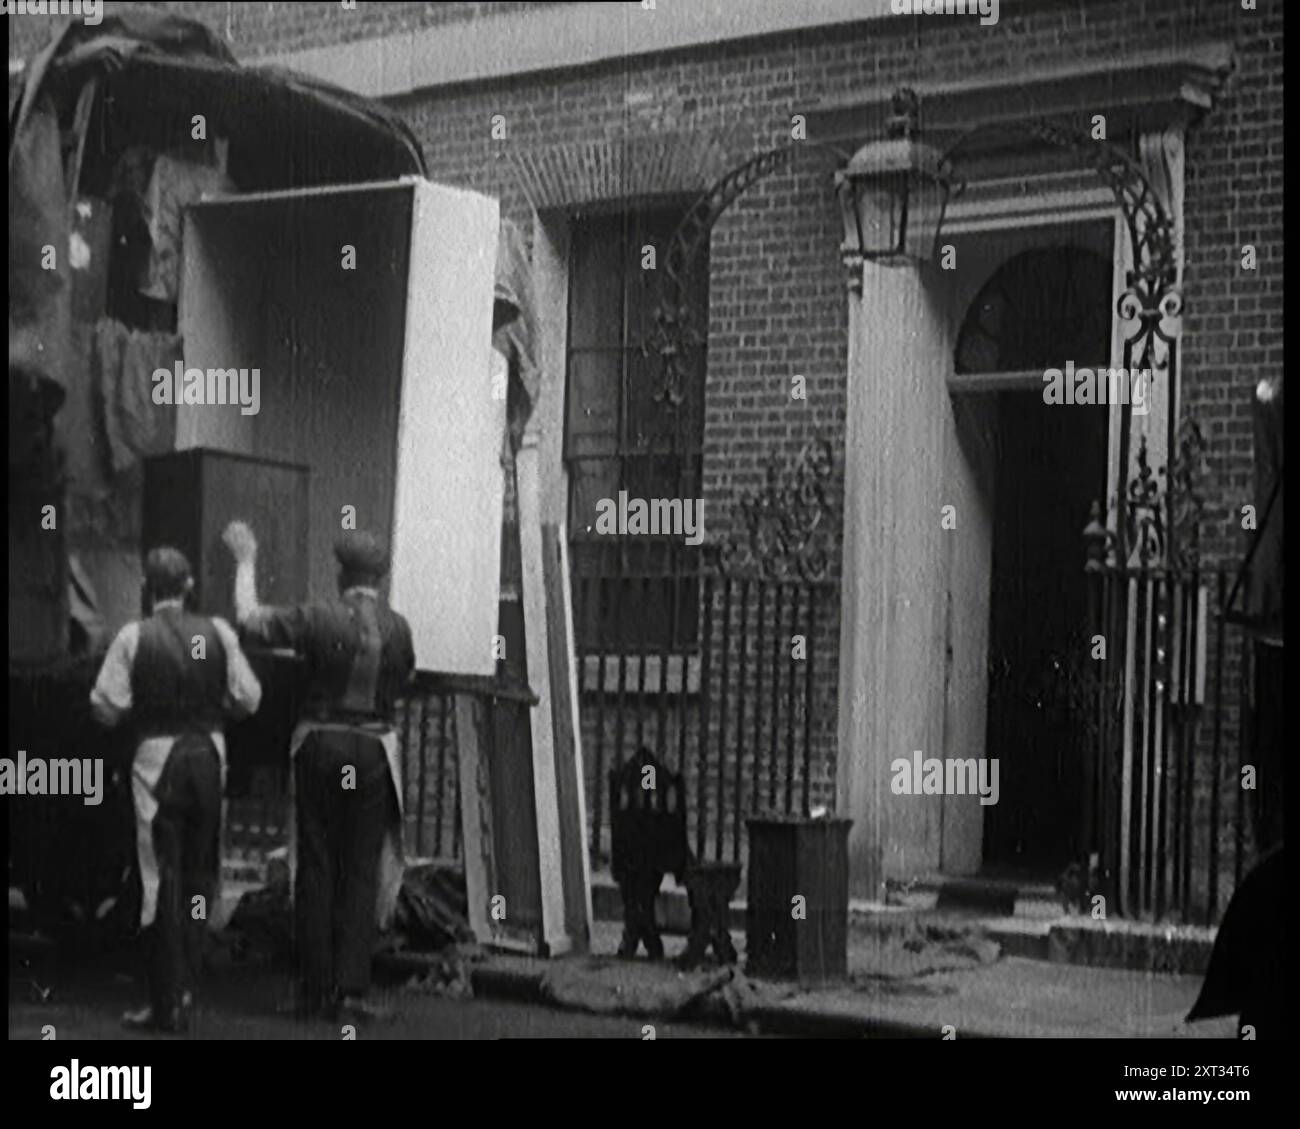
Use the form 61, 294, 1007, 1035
744, 815, 851, 985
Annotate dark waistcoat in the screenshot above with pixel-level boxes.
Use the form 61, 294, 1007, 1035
300, 594, 411, 726
131, 606, 229, 737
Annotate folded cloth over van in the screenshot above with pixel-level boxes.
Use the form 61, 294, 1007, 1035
93, 319, 181, 475
493, 217, 539, 452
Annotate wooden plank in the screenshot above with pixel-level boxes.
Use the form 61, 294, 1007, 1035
530, 215, 571, 526
544, 521, 593, 949
454, 692, 494, 945
515, 431, 571, 956
189, 178, 422, 207
410, 669, 538, 705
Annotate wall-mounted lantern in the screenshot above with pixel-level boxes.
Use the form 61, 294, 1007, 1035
834, 89, 952, 287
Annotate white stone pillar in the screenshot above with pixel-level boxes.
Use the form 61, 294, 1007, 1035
837, 255, 954, 899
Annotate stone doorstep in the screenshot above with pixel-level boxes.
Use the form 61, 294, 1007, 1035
900, 874, 1218, 974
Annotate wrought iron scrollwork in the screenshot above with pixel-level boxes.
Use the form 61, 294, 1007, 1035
948, 118, 1181, 373
1125, 436, 1166, 568
1025, 120, 1179, 314
654, 101, 1193, 576
649, 140, 849, 408
946, 116, 1186, 568
1168, 418, 1209, 571
1019, 120, 1184, 566
1116, 417, 1208, 572
708, 436, 836, 582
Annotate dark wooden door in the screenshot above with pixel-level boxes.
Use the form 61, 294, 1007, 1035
983, 391, 1108, 872
955, 241, 1114, 876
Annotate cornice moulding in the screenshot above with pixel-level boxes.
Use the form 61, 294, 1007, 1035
807, 43, 1235, 155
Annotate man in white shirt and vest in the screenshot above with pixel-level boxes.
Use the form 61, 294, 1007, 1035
91, 547, 262, 1033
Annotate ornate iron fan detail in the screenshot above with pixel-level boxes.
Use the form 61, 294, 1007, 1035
1025, 120, 1179, 306
653, 106, 1188, 572
709, 435, 837, 582
948, 116, 1184, 566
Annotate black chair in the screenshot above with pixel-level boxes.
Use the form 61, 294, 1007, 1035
609, 748, 739, 967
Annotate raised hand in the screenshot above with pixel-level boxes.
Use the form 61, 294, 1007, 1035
222, 520, 258, 564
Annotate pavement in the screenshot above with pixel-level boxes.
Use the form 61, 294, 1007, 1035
441, 919, 1238, 1039
10, 913, 1233, 1040
9, 872, 1239, 1040
7, 939, 742, 1041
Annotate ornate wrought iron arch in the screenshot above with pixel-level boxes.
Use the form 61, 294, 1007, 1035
942, 115, 1186, 566
648, 137, 852, 408
651, 95, 1189, 565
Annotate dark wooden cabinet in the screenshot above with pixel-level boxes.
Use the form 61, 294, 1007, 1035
143, 448, 309, 845
745, 817, 851, 985
142, 448, 308, 622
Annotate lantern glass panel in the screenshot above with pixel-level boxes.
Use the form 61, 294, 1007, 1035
836, 178, 862, 256
855, 175, 904, 257
904, 174, 948, 262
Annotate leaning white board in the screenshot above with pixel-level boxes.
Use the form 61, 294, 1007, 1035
389, 180, 503, 675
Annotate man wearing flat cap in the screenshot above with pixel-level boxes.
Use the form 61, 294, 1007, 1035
223, 522, 414, 1024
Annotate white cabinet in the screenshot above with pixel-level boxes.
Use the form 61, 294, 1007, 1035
178, 178, 503, 674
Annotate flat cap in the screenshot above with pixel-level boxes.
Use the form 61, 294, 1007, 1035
335, 530, 390, 578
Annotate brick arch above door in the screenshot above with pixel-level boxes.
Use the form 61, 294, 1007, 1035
510, 131, 736, 211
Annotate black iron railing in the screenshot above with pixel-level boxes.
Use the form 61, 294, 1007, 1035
577, 567, 837, 866
223, 439, 841, 878
576, 436, 840, 866
395, 680, 461, 861
225, 674, 482, 865
1082, 562, 1268, 924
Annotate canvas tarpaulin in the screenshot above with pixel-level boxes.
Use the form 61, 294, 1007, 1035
9, 87, 70, 417
10, 11, 423, 191
493, 217, 540, 450
11, 9, 541, 448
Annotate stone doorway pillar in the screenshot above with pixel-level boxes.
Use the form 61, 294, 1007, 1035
837, 256, 956, 899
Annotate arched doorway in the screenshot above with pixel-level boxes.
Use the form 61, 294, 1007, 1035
955, 243, 1112, 876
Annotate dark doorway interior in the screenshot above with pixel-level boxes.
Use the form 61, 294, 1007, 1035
982, 393, 1108, 873
954, 242, 1113, 876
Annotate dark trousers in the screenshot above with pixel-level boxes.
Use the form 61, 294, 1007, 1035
295, 730, 394, 1002
146, 735, 221, 1017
